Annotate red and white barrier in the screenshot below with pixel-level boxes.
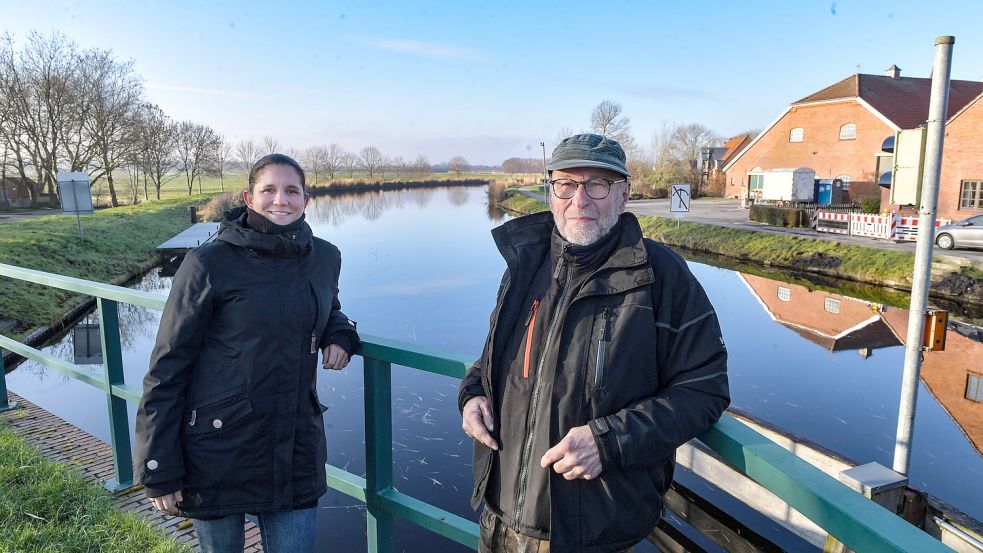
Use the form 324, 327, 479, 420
814, 211, 851, 235
850, 214, 893, 239
892, 215, 952, 242
810, 211, 953, 241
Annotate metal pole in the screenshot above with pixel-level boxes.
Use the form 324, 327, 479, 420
540, 142, 549, 197
364, 358, 394, 553
1, 349, 20, 413
893, 36, 953, 475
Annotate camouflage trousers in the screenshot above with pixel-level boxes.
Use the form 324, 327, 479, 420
478, 509, 632, 553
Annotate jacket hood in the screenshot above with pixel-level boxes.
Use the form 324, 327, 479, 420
217, 205, 314, 256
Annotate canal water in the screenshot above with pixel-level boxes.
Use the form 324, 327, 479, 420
6, 186, 983, 551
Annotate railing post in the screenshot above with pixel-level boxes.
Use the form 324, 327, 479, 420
97, 298, 134, 492
364, 358, 394, 553
0, 350, 20, 412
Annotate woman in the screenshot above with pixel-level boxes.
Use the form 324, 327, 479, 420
134, 153, 359, 552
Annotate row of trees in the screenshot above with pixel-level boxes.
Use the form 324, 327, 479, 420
1, 32, 474, 209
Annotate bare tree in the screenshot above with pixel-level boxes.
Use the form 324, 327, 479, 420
324, 143, 341, 180
176, 121, 219, 195
235, 139, 258, 181
589, 100, 637, 158
136, 104, 179, 200
262, 135, 280, 155
304, 145, 327, 186
215, 135, 233, 191
414, 155, 431, 178
448, 156, 469, 177
341, 151, 359, 178
82, 48, 142, 207
359, 146, 383, 179
391, 156, 407, 180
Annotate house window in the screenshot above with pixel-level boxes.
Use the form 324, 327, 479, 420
778, 287, 791, 302
749, 174, 765, 192
967, 373, 983, 403
789, 128, 804, 142
839, 124, 857, 140
835, 175, 851, 190
824, 298, 841, 313
961, 181, 982, 209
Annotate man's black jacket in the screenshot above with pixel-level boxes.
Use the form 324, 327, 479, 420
459, 211, 730, 553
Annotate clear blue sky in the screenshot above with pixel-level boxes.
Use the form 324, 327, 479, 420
3, 0, 981, 164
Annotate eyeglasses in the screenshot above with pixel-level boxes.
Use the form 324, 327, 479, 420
548, 178, 627, 200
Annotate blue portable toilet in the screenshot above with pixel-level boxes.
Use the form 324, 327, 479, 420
814, 178, 845, 205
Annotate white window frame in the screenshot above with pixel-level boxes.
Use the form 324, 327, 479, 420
789, 128, 804, 143
839, 123, 857, 140
778, 287, 791, 302
961, 180, 982, 209
824, 297, 841, 313
835, 175, 851, 190
967, 373, 983, 403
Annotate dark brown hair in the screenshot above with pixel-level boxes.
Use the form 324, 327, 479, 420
247, 153, 306, 193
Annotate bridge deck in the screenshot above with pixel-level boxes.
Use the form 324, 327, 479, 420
156, 223, 220, 255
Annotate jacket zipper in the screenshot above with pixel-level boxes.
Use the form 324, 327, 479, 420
310, 282, 320, 354
515, 252, 570, 525
595, 307, 611, 387
189, 410, 197, 427
522, 299, 540, 378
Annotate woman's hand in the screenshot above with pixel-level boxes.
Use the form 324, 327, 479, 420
150, 491, 183, 515
321, 344, 350, 370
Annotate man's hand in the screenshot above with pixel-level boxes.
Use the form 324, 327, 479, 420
150, 491, 183, 515
321, 344, 350, 370
462, 396, 498, 450
540, 425, 602, 480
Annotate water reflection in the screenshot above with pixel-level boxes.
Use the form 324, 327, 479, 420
737, 271, 983, 459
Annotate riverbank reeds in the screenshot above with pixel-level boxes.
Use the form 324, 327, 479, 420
0, 196, 207, 338
0, 424, 190, 552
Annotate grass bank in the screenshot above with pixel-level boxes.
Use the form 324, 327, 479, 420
0, 424, 189, 552
499, 193, 983, 305
0, 195, 211, 339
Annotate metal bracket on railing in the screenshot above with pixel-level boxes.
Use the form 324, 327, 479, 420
0, 351, 21, 413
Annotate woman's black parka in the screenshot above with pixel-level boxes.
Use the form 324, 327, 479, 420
134, 207, 358, 518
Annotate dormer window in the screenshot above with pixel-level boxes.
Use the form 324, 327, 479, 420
839, 124, 857, 140
789, 128, 804, 143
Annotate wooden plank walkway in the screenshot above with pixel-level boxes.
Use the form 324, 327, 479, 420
0, 392, 263, 552
157, 223, 220, 255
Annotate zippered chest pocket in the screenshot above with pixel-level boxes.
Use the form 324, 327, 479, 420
589, 307, 614, 390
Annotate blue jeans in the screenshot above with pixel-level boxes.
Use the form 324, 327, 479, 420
193, 508, 317, 553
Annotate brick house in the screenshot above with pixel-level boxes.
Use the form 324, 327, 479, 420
723, 67, 983, 220
0, 176, 36, 208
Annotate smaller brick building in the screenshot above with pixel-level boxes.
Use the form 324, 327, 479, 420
723, 68, 983, 221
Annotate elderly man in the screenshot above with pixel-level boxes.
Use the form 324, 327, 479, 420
459, 134, 729, 553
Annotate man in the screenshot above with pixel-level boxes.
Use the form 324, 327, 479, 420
459, 134, 729, 552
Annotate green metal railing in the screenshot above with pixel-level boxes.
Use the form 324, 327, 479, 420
0, 262, 953, 553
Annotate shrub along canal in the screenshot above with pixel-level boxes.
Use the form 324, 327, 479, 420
5, 186, 983, 551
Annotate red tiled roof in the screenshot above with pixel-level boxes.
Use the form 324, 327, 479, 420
793, 74, 983, 129
720, 134, 752, 164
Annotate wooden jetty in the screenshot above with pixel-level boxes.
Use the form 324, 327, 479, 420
157, 223, 220, 276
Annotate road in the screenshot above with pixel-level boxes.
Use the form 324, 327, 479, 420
515, 191, 983, 263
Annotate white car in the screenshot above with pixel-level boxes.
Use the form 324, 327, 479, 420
935, 214, 983, 250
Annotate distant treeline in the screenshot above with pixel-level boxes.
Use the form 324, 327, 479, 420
307, 178, 490, 197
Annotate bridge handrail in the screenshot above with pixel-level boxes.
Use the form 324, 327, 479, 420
0, 262, 951, 552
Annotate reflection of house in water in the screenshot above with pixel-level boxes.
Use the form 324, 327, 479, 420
738, 274, 900, 355
739, 272, 983, 456
879, 309, 983, 456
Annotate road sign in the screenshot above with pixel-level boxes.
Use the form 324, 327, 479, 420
670, 183, 691, 213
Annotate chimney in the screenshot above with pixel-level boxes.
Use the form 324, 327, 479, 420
885, 64, 902, 79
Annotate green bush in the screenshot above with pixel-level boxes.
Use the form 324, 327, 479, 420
858, 195, 881, 214
749, 205, 809, 227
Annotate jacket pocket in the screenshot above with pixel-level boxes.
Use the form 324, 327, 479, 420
186, 394, 253, 436
588, 307, 613, 390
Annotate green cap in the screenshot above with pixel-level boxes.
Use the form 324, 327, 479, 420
547, 133, 630, 178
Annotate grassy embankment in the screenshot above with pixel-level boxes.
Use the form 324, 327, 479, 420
499, 193, 983, 296
0, 423, 189, 553
0, 195, 211, 340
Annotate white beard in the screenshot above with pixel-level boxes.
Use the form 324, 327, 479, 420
558, 208, 619, 246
